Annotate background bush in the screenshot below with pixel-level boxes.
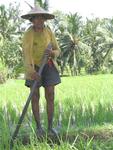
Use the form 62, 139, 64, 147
0, 60, 8, 83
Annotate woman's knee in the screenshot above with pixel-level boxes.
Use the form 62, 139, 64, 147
45, 86, 54, 101
30, 88, 40, 102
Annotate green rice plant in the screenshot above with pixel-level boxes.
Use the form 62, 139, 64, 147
1, 75, 113, 149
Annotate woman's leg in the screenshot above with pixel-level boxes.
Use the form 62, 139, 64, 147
30, 87, 41, 129
45, 85, 55, 130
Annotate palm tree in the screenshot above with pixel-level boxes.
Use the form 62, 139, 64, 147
99, 18, 113, 71
59, 13, 89, 75
83, 18, 113, 73
35, 0, 49, 10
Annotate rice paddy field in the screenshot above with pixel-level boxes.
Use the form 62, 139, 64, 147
1, 74, 113, 149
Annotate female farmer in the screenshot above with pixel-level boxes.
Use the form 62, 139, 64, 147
21, 6, 61, 136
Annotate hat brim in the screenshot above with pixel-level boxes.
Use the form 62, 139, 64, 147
21, 13, 55, 20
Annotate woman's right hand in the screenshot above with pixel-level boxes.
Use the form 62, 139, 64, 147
31, 71, 40, 80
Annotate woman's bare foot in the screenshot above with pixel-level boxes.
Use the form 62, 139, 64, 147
48, 128, 58, 137
36, 127, 46, 138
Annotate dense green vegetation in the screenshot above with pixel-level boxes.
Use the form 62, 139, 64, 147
1, 75, 113, 149
0, 2, 113, 79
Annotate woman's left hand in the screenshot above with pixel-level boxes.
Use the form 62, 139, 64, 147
45, 49, 55, 57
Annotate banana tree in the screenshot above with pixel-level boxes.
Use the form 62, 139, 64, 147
0, 4, 23, 40
0, 4, 23, 77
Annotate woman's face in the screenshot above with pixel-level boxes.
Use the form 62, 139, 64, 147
31, 16, 46, 29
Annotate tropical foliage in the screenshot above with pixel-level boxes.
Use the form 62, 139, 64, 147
0, 4, 23, 78
1, 1, 113, 78
52, 12, 113, 75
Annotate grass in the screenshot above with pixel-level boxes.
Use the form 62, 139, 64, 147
0, 74, 113, 149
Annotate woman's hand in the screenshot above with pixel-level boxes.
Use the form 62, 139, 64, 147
31, 71, 40, 80
45, 49, 55, 57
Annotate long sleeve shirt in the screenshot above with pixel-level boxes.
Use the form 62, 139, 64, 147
22, 26, 61, 80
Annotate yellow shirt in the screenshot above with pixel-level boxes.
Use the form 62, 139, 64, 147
32, 27, 59, 65
22, 26, 60, 80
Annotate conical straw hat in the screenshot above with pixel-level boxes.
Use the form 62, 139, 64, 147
21, 6, 55, 20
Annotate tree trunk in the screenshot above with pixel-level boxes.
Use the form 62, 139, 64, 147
73, 50, 78, 76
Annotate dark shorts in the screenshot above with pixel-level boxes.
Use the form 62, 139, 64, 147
25, 63, 61, 88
